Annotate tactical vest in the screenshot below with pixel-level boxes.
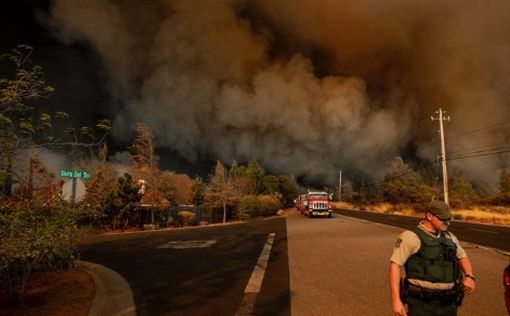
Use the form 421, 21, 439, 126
404, 226, 459, 283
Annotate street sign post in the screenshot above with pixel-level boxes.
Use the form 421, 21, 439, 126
62, 179, 86, 203
59, 169, 91, 203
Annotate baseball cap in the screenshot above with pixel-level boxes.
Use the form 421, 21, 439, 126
427, 200, 452, 220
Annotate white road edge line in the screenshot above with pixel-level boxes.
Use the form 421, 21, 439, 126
235, 233, 276, 316
467, 228, 499, 234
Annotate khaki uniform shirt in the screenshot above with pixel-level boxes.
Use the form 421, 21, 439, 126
390, 221, 467, 290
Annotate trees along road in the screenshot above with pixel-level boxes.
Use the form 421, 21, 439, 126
287, 210, 509, 315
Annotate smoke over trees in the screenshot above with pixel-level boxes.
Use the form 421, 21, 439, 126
40, 0, 510, 185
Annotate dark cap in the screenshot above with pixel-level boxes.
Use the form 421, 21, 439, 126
427, 200, 452, 219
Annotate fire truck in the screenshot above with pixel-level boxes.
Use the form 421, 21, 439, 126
296, 191, 333, 218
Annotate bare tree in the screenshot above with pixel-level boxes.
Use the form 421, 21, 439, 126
205, 161, 236, 223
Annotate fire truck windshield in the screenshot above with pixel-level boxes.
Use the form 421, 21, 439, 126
308, 193, 328, 199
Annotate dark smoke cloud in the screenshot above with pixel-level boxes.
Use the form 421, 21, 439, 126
46, 0, 510, 184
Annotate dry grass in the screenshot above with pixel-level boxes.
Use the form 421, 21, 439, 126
331, 201, 360, 210
453, 206, 510, 226
364, 203, 420, 217
332, 201, 510, 226
334, 202, 422, 217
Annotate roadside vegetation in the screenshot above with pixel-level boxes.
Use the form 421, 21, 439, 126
335, 157, 510, 226
0, 45, 109, 304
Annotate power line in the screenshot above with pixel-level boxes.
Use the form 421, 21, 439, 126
447, 143, 510, 156
448, 145, 510, 159
360, 116, 510, 185
421, 118, 510, 150
447, 148, 510, 161
446, 119, 510, 140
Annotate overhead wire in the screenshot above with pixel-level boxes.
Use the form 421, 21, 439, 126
446, 119, 510, 140
443, 120, 510, 161
445, 124, 510, 160
359, 115, 510, 185
447, 148, 510, 161
447, 143, 510, 156
421, 117, 510, 154
446, 146, 510, 160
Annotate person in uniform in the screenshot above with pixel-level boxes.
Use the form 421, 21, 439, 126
389, 200, 476, 316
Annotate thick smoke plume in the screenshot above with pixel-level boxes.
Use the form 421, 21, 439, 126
47, 0, 510, 184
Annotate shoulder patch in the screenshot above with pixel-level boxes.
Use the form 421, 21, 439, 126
395, 238, 402, 248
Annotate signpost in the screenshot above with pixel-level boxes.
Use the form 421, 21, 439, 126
59, 169, 91, 203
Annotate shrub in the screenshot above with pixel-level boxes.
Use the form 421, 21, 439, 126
489, 192, 510, 206
166, 215, 174, 226
0, 207, 78, 304
176, 211, 195, 226
237, 195, 261, 220
379, 157, 437, 204
449, 169, 479, 208
259, 195, 282, 216
76, 224, 101, 242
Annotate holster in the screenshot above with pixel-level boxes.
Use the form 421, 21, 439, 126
454, 282, 465, 307
400, 278, 408, 303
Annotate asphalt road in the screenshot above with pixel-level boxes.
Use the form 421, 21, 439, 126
333, 209, 510, 253
79, 218, 290, 316
79, 211, 509, 316
287, 210, 509, 316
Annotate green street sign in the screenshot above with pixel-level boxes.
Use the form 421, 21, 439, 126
59, 169, 92, 179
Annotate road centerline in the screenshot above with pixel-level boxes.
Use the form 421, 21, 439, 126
235, 232, 276, 316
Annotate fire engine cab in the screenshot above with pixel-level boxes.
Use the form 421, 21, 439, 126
296, 190, 333, 218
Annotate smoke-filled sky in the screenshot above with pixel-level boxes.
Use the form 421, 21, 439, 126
4, 0, 510, 185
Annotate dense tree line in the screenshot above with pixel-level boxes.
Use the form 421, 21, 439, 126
350, 156, 510, 209
76, 124, 300, 228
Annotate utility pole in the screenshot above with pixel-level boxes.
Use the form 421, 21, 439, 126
338, 170, 342, 202
431, 108, 450, 206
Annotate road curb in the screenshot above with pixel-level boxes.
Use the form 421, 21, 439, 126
79, 261, 137, 316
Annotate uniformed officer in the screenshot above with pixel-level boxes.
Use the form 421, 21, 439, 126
389, 200, 476, 316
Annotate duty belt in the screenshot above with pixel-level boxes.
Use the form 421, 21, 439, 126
401, 279, 464, 306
